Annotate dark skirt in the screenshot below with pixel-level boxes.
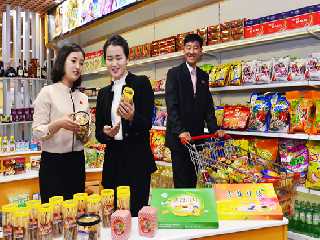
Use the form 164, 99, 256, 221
39, 150, 85, 203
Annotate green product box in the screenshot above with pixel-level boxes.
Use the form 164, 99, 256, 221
151, 188, 219, 229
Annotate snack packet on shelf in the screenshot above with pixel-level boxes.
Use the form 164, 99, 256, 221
312, 92, 320, 134
272, 57, 290, 81
209, 64, 230, 87
305, 141, 320, 190
215, 106, 224, 128
247, 93, 271, 132
242, 60, 257, 85
222, 105, 250, 130
288, 58, 307, 81
269, 93, 290, 133
256, 60, 273, 84
228, 62, 242, 86
250, 138, 279, 168
306, 56, 320, 81
279, 139, 308, 183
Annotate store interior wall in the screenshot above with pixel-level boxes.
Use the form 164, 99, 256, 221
81, 0, 320, 106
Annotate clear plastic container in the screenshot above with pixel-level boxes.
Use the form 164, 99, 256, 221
87, 194, 101, 217
13, 207, 29, 240
26, 200, 41, 240
38, 203, 53, 240
117, 186, 130, 211
76, 214, 101, 240
49, 196, 64, 238
2, 203, 17, 240
101, 189, 114, 228
62, 200, 77, 240
73, 193, 88, 217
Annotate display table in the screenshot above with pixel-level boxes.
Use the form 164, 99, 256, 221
59, 218, 288, 240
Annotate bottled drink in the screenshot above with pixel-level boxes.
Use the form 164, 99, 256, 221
41, 60, 47, 79
9, 136, 15, 152
2, 136, 8, 153
313, 204, 320, 238
17, 59, 23, 77
305, 201, 313, 236
298, 201, 306, 233
23, 60, 28, 78
36, 60, 41, 78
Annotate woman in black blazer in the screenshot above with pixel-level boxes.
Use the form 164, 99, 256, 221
95, 35, 156, 217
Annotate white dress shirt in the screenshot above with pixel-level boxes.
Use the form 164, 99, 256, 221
186, 62, 197, 94
111, 73, 128, 140
32, 82, 89, 153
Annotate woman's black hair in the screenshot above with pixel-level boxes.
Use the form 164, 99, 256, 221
103, 35, 129, 60
51, 43, 85, 91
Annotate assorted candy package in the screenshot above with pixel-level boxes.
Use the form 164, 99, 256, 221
247, 93, 271, 132
228, 62, 242, 86
215, 106, 224, 128
288, 58, 307, 81
306, 55, 320, 81
256, 60, 273, 84
209, 64, 230, 87
222, 105, 250, 130
242, 60, 257, 85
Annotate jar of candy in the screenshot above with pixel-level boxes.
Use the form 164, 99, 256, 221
87, 194, 101, 216
73, 193, 88, 217
62, 200, 77, 240
2, 203, 17, 240
38, 203, 53, 240
101, 189, 114, 228
13, 207, 29, 240
76, 214, 101, 240
49, 196, 64, 238
117, 186, 130, 211
26, 200, 41, 240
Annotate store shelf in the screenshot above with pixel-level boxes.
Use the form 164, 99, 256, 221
0, 77, 46, 81
224, 130, 309, 140
128, 51, 184, 67
210, 81, 311, 92
0, 150, 42, 157
297, 186, 320, 196
307, 81, 320, 87
288, 231, 319, 240
0, 121, 33, 127
155, 161, 172, 167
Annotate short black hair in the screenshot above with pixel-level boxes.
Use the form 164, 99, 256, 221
103, 35, 129, 60
184, 33, 203, 48
51, 43, 85, 91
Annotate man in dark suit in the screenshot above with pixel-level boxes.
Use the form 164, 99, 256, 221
95, 35, 156, 216
165, 33, 221, 188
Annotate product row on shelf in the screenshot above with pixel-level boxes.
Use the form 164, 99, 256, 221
0, 108, 34, 124
0, 59, 47, 79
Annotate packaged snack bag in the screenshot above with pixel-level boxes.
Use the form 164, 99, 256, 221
242, 60, 257, 85
121, 87, 134, 104
222, 105, 250, 130
209, 64, 230, 87
279, 139, 308, 182
248, 93, 271, 132
306, 141, 320, 190
306, 56, 320, 81
256, 60, 273, 84
215, 106, 224, 128
272, 57, 290, 81
269, 93, 290, 133
251, 138, 279, 167
228, 62, 242, 86
150, 130, 166, 161
288, 58, 307, 81
200, 64, 214, 74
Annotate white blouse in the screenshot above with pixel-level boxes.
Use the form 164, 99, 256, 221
32, 82, 89, 153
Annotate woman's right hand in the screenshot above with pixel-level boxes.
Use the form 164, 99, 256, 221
57, 115, 80, 133
103, 123, 120, 137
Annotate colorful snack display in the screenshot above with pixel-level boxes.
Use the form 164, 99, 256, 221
111, 210, 132, 240
138, 206, 158, 238
248, 93, 271, 132
13, 208, 29, 240
228, 62, 242, 86
215, 106, 224, 128
288, 58, 307, 81
222, 105, 250, 130
269, 93, 290, 133
77, 214, 101, 240
150, 129, 166, 160
272, 57, 290, 81
279, 140, 309, 182
26, 200, 41, 240
242, 60, 257, 85
2, 203, 17, 240
49, 196, 63, 238
256, 60, 273, 84
306, 56, 320, 81
73, 193, 88, 217
62, 200, 77, 240
101, 189, 114, 228
38, 203, 53, 240
306, 141, 320, 190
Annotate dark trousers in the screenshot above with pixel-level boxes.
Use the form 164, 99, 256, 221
170, 146, 197, 188
102, 141, 151, 217
39, 151, 85, 203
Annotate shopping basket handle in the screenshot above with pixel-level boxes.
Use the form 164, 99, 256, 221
190, 133, 231, 141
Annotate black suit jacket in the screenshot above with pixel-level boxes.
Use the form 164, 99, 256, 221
95, 72, 156, 174
165, 62, 218, 149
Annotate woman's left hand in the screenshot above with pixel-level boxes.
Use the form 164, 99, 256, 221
117, 101, 135, 121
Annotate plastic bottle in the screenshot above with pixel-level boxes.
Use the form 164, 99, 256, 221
2, 136, 8, 153
305, 201, 313, 236
0, 136, 2, 153
298, 201, 306, 233
313, 204, 320, 238
9, 136, 15, 152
